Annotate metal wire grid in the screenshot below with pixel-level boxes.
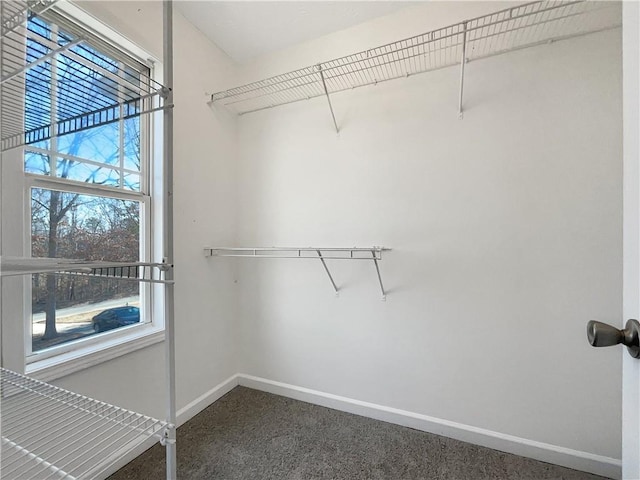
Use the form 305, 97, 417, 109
1, 1, 57, 39
1, 368, 169, 480
210, 0, 621, 115
204, 246, 388, 261
78, 263, 172, 284
464, 1, 619, 61
0, 4, 169, 151
0, 257, 173, 284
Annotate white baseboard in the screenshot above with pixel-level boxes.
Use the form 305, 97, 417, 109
237, 374, 622, 480
99, 373, 621, 480
176, 373, 239, 427
97, 373, 240, 479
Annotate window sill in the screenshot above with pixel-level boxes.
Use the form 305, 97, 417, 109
26, 328, 165, 382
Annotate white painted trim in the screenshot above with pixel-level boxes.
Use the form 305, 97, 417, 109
237, 374, 622, 480
28, 330, 165, 382
16, 0, 164, 380
622, 2, 640, 478
176, 374, 240, 427
88, 373, 622, 479
56, 0, 160, 67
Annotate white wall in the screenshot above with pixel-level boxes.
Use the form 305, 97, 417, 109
48, 0, 240, 420
234, 1, 623, 465
0, 0, 623, 476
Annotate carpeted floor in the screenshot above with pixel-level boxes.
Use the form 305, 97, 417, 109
110, 387, 610, 480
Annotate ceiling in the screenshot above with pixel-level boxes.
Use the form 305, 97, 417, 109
176, 1, 412, 64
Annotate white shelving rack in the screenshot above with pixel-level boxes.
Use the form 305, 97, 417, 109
1, 367, 169, 479
0, 1, 177, 479
209, 0, 621, 129
204, 246, 390, 299
0, 259, 177, 480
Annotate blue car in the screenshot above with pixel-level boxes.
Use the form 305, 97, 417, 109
92, 306, 140, 333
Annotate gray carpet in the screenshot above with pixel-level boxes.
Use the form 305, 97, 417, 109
110, 386, 610, 480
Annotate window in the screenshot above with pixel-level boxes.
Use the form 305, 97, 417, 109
21, 10, 159, 365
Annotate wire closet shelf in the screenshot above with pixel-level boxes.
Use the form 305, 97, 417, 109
1, 368, 171, 480
209, 0, 621, 117
1, 0, 171, 151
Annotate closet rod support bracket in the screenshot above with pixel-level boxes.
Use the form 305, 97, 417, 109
372, 250, 387, 301
317, 65, 339, 134
317, 250, 339, 295
458, 22, 468, 120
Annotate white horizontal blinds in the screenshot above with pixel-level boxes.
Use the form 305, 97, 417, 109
0, 4, 166, 151
210, 0, 621, 115
1, 368, 168, 480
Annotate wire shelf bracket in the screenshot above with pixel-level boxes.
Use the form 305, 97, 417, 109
458, 22, 468, 119
204, 246, 390, 300
317, 64, 339, 134
209, 0, 621, 125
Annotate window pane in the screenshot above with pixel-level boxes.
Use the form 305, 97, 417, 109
25, 18, 52, 137
23, 17, 145, 193
56, 51, 119, 118
25, 150, 50, 176
55, 158, 121, 188
30, 188, 143, 353
57, 123, 119, 161
66, 39, 120, 75
124, 117, 141, 172
28, 17, 53, 39
25, 60, 51, 135
123, 172, 140, 191
31, 277, 141, 352
23, 15, 150, 358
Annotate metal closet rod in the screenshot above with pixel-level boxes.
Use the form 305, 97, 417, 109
204, 246, 390, 299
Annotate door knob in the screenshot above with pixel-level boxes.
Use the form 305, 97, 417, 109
587, 319, 640, 358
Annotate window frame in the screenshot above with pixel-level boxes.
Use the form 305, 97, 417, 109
17, 2, 166, 379
24, 176, 153, 364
